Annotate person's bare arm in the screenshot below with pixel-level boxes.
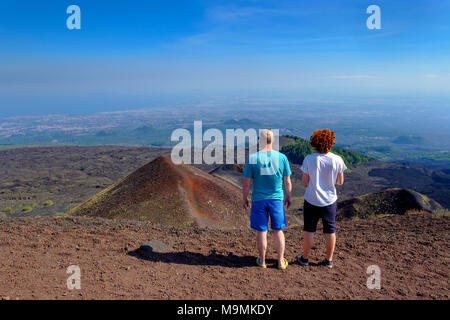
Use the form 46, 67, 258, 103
242, 177, 251, 210
336, 172, 344, 186
283, 175, 292, 208
302, 173, 310, 186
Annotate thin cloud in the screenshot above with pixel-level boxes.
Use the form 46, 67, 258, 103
323, 75, 376, 79
205, 4, 318, 23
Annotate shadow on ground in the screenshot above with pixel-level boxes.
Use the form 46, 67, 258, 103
128, 248, 328, 268
128, 248, 260, 268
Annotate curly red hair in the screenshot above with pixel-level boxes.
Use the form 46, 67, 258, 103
310, 129, 335, 153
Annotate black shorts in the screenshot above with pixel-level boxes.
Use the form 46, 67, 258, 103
303, 200, 337, 234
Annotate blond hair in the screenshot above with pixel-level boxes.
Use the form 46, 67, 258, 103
259, 129, 273, 145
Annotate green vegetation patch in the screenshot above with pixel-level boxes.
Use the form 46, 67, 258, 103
2, 207, 12, 213
54, 212, 69, 216
22, 206, 32, 212
44, 200, 54, 206
374, 213, 395, 219
406, 151, 450, 162
434, 210, 450, 217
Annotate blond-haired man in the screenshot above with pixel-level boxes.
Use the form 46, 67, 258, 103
242, 130, 292, 270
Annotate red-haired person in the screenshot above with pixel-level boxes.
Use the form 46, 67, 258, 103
297, 129, 346, 269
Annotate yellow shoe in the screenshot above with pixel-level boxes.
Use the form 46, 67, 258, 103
278, 257, 288, 270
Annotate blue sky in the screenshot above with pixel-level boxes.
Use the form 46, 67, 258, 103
0, 0, 449, 116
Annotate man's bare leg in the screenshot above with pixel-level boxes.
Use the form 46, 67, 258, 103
303, 231, 314, 259
273, 230, 285, 266
325, 233, 336, 261
256, 231, 268, 265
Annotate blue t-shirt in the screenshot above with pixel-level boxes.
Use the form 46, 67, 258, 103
243, 151, 292, 202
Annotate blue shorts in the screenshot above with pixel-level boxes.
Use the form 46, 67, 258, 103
250, 199, 287, 232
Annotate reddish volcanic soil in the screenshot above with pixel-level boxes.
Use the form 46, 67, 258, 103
70, 156, 247, 228
0, 212, 448, 300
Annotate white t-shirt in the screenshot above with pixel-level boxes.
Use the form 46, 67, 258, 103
301, 152, 347, 207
